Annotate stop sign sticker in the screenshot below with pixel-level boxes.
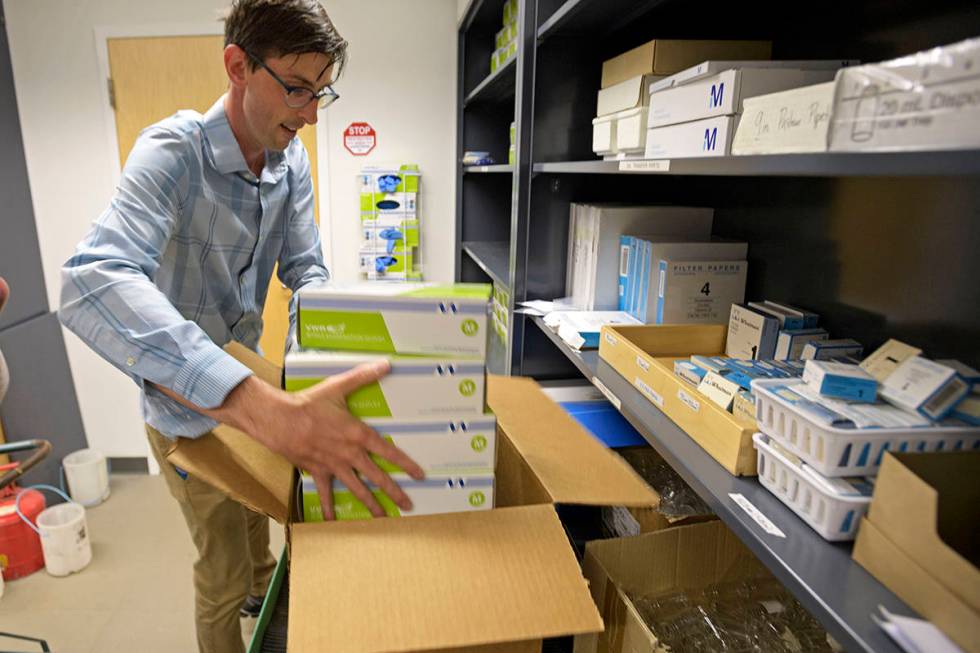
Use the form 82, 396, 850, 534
344, 122, 376, 155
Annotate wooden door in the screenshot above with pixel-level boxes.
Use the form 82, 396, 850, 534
107, 34, 319, 366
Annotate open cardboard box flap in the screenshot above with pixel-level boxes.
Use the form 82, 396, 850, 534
166, 343, 661, 651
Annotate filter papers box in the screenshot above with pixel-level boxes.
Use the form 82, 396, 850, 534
297, 283, 490, 356
302, 472, 495, 522
285, 350, 486, 418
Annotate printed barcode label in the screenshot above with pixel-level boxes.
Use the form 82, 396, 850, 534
635, 377, 664, 407
592, 376, 622, 410
619, 160, 671, 172
677, 389, 700, 413
619, 246, 630, 275
636, 356, 650, 372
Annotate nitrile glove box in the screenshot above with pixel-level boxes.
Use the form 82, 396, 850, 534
361, 416, 497, 474
647, 67, 837, 128
297, 283, 490, 356
803, 360, 878, 402
285, 350, 487, 418
302, 472, 494, 521
360, 191, 417, 218
644, 115, 737, 158
360, 167, 419, 194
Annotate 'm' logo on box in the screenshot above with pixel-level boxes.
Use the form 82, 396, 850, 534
709, 82, 725, 109
703, 128, 718, 151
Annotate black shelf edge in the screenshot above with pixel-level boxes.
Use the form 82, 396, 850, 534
537, 0, 671, 41
533, 150, 980, 178
531, 316, 598, 378
463, 56, 517, 106
530, 318, 913, 653
464, 164, 514, 173
462, 241, 511, 290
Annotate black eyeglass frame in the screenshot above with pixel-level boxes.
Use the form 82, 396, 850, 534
245, 50, 339, 109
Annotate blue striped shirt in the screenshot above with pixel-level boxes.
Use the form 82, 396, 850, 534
59, 96, 328, 438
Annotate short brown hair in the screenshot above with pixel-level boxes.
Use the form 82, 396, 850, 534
224, 0, 348, 79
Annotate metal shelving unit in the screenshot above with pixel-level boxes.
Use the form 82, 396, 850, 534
533, 150, 980, 177
462, 241, 510, 289
532, 317, 913, 653
458, 2, 980, 650
464, 56, 517, 105
464, 164, 514, 173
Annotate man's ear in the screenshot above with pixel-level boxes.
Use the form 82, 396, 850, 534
224, 44, 249, 89
0, 277, 9, 314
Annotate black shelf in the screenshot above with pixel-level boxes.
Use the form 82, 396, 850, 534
533, 150, 980, 178
537, 0, 670, 41
464, 56, 517, 106
462, 241, 511, 290
531, 316, 598, 378
531, 318, 912, 653
464, 164, 514, 173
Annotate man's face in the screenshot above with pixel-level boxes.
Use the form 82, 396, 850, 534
242, 51, 334, 152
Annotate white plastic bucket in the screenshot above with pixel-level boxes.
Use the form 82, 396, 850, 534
35, 502, 91, 577
63, 448, 110, 506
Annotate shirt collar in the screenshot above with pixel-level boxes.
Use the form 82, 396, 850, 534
203, 96, 289, 183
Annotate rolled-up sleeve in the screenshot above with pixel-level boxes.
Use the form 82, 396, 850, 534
59, 126, 252, 416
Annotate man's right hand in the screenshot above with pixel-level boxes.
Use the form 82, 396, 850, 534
159, 360, 425, 520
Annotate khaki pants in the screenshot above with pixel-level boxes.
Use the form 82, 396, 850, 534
147, 425, 277, 653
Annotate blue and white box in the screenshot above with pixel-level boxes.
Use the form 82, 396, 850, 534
801, 338, 864, 361
654, 259, 747, 324
764, 301, 819, 328
674, 360, 708, 386
881, 356, 971, 421
643, 115, 737, 159
747, 301, 806, 330
775, 328, 829, 360
618, 235, 633, 311
803, 360, 878, 403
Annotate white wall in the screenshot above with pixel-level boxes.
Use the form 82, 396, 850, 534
320, 0, 457, 284
458, 0, 471, 22
4, 0, 457, 457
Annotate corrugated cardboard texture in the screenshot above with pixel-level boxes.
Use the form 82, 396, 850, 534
854, 517, 980, 653
578, 521, 770, 653
487, 375, 659, 507
600, 40, 772, 88
869, 452, 980, 611
287, 504, 603, 652
494, 420, 552, 508
167, 342, 293, 523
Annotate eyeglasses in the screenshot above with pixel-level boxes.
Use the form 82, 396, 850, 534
246, 51, 339, 109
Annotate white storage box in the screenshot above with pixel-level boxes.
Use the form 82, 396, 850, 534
595, 74, 662, 116
647, 68, 837, 129
732, 82, 836, 155
592, 113, 617, 156
753, 433, 871, 541
752, 378, 980, 477
615, 106, 648, 154
644, 115, 737, 159
830, 37, 980, 152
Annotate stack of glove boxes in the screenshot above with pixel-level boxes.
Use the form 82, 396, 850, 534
358, 165, 422, 281
291, 282, 495, 521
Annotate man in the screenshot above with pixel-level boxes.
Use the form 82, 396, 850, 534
59, 2, 423, 652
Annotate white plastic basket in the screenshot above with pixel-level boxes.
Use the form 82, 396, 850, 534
752, 378, 980, 477
753, 433, 870, 541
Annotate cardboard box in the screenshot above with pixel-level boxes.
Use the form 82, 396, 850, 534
596, 74, 663, 116
366, 416, 497, 473
830, 37, 980, 152
285, 350, 487, 418
615, 107, 648, 155
652, 259, 747, 324
598, 324, 758, 475
732, 81, 836, 155
592, 112, 618, 156
302, 471, 496, 521
644, 115, 737, 159
575, 521, 772, 653
650, 59, 856, 94
166, 343, 660, 652
853, 451, 980, 653
297, 283, 490, 356
601, 40, 772, 89
647, 68, 838, 128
